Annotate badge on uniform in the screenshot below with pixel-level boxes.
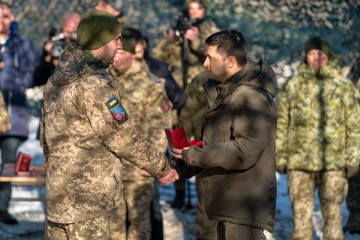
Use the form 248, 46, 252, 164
105, 97, 128, 123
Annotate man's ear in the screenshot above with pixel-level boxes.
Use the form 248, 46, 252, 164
227, 56, 237, 68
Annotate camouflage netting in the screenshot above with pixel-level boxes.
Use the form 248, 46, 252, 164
6, 0, 358, 63
4, 0, 358, 110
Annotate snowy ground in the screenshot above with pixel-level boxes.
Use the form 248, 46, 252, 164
0, 117, 359, 239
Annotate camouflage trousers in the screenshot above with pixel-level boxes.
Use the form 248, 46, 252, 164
288, 170, 347, 240
46, 216, 111, 240
110, 179, 154, 240
346, 171, 360, 231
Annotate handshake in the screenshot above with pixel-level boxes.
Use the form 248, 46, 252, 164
141, 127, 203, 185
140, 159, 179, 185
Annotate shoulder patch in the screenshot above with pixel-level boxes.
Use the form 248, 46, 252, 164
105, 97, 128, 123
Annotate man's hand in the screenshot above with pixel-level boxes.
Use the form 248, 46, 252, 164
171, 147, 189, 159
139, 169, 152, 177
184, 27, 199, 42
158, 169, 179, 185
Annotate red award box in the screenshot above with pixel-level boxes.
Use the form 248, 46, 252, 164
165, 127, 189, 149
165, 127, 203, 149
15, 152, 32, 173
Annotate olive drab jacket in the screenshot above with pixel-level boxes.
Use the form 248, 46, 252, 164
40, 43, 171, 224
276, 61, 360, 172
181, 59, 278, 232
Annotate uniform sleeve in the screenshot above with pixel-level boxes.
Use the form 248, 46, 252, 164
183, 88, 276, 170
145, 77, 172, 153
343, 80, 360, 167
275, 84, 290, 168
39, 101, 49, 163
75, 78, 171, 178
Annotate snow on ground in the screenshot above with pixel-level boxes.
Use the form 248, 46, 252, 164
1, 117, 359, 239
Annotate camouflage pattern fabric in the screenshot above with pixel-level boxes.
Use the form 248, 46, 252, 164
107, 59, 172, 240
276, 61, 360, 172
288, 170, 347, 240
178, 70, 210, 139
0, 91, 10, 134
40, 43, 171, 224
110, 180, 154, 240
47, 216, 110, 240
152, 18, 219, 88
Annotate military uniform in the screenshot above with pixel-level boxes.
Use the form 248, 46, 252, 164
0, 90, 10, 135
107, 59, 172, 240
40, 43, 171, 239
276, 61, 360, 240
152, 17, 219, 88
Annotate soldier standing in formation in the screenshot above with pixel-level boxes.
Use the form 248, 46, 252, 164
276, 36, 360, 240
107, 27, 172, 240
40, 10, 178, 239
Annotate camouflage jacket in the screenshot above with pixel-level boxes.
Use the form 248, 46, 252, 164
277, 62, 360, 171
40, 44, 171, 224
152, 17, 219, 87
0, 90, 11, 134
178, 71, 210, 139
107, 60, 172, 181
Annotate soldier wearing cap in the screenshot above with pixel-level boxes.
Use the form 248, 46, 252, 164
107, 27, 172, 240
276, 36, 360, 240
40, 10, 178, 240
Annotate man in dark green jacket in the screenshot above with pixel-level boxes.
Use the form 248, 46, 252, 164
172, 30, 277, 239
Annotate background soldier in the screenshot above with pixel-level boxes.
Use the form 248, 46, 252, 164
107, 27, 172, 240
40, 10, 178, 239
276, 36, 360, 240
152, 0, 220, 210
152, 0, 219, 89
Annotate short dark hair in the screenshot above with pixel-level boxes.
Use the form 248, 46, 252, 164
205, 30, 247, 66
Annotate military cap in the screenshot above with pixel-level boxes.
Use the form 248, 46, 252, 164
305, 36, 336, 60
186, 0, 208, 9
121, 28, 143, 54
77, 10, 122, 50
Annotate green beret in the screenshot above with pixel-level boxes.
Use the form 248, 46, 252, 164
120, 28, 140, 54
305, 36, 335, 60
186, 0, 208, 9
77, 10, 122, 50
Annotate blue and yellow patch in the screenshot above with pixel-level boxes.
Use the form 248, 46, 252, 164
105, 97, 128, 123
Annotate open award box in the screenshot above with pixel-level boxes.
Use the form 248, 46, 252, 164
164, 127, 203, 149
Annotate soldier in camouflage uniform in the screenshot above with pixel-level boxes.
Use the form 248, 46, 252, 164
344, 56, 360, 235
40, 10, 178, 240
107, 28, 172, 240
276, 36, 360, 240
0, 90, 10, 135
152, 0, 219, 89
152, 0, 219, 210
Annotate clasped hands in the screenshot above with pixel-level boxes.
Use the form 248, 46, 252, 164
139, 147, 188, 185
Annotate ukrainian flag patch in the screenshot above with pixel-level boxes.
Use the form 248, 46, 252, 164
105, 97, 128, 123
